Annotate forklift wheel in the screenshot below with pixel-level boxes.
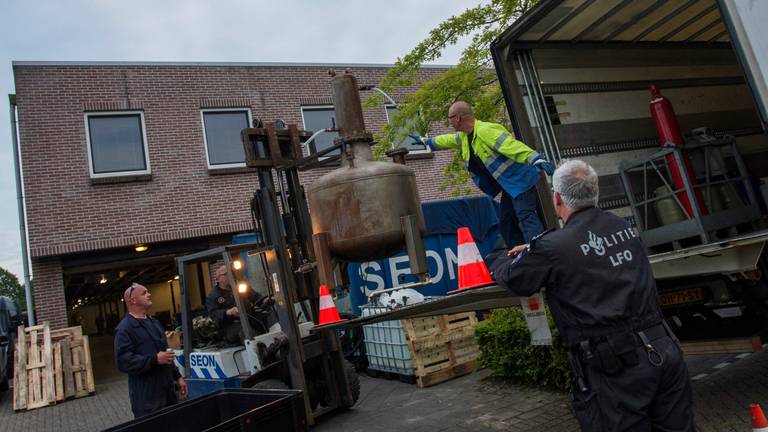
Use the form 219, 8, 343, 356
250, 378, 290, 390
345, 360, 360, 406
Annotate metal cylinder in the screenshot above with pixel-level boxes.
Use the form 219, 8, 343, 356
331, 73, 368, 142
649, 85, 706, 217
308, 163, 425, 261
308, 73, 425, 262
653, 186, 686, 226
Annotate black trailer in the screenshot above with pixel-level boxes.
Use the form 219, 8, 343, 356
104, 388, 307, 432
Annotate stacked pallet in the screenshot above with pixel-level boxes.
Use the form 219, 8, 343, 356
402, 312, 480, 388
13, 323, 95, 411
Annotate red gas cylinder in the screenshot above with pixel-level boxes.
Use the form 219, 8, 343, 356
649, 85, 706, 217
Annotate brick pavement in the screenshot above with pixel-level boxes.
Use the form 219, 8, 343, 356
2, 351, 767, 431
0, 376, 131, 431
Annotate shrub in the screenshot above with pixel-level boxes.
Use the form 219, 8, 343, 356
475, 307, 572, 391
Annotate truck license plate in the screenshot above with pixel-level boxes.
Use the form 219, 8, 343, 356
658, 287, 705, 307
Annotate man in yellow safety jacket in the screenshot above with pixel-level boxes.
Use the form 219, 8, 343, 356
411, 101, 554, 248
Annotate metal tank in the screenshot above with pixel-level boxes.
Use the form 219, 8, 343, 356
307, 72, 426, 262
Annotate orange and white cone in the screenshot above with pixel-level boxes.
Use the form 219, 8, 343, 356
448, 227, 494, 294
317, 285, 346, 326
751, 404, 768, 431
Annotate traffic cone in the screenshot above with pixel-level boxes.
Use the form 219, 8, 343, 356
751, 404, 768, 431
448, 227, 494, 294
317, 285, 346, 326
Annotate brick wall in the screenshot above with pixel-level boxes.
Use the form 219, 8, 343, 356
30, 257, 68, 329
14, 63, 475, 260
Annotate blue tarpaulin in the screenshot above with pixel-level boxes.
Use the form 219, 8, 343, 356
345, 195, 500, 315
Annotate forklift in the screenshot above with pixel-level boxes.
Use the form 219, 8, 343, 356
174, 121, 360, 426
174, 72, 435, 427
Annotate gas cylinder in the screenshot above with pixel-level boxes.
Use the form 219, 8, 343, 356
649, 85, 706, 217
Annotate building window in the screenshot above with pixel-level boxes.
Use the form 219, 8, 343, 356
301, 106, 339, 156
85, 112, 150, 178
385, 105, 429, 153
201, 109, 252, 168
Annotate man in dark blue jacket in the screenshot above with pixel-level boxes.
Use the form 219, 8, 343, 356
115, 283, 188, 418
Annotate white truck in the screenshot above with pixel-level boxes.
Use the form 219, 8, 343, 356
491, 0, 768, 342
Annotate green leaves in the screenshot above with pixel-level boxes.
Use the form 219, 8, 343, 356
370, 0, 534, 195
474, 307, 572, 391
0, 267, 25, 311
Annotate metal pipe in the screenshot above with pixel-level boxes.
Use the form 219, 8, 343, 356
9, 94, 35, 325
331, 73, 367, 140
367, 277, 433, 301
360, 85, 398, 107
360, 85, 398, 150
301, 128, 336, 154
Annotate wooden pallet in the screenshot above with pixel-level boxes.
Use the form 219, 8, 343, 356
51, 325, 82, 341
13, 323, 56, 411
51, 326, 95, 400
402, 312, 480, 388
402, 312, 477, 341
417, 360, 477, 388
13, 324, 94, 411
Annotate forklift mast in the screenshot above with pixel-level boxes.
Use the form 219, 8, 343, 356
176, 123, 354, 425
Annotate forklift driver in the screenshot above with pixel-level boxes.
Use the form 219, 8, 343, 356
206, 265, 274, 345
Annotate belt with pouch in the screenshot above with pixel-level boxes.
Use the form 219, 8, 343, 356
577, 322, 670, 375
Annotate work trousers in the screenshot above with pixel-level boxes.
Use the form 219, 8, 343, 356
571, 335, 695, 431
499, 187, 545, 248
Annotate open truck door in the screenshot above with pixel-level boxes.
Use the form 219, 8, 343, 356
719, 0, 768, 132
490, 0, 768, 342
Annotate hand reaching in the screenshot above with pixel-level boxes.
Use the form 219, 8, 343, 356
507, 244, 529, 257
531, 155, 555, 176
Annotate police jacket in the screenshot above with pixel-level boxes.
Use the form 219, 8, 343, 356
491, 206, 663, 346
115, 314, 180, 418
427, 119, 540, 197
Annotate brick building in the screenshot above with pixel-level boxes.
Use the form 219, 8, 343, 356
11, 61, 470, 333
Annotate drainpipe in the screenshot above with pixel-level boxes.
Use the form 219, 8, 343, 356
9, 94, 35, 325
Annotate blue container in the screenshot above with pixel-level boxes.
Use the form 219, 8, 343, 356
185, 376, 242, 400
347, 196, 500, 315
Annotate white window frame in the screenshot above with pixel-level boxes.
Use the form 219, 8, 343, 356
84, 111, 151, 179
200, 108, 253, 169
384, 104, 430, 154
300, 105, 339, 159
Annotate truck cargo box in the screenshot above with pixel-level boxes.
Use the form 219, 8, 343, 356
491, 0, 768, 339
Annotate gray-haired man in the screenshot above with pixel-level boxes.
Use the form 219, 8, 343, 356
491, 159, 694, 431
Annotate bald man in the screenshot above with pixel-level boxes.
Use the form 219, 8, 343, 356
115, 283, 187, 418
412, 102, 554, 249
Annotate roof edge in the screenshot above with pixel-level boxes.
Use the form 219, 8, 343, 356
11, 60, 454, 69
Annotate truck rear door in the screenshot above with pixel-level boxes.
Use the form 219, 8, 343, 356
719, 0, 768, 132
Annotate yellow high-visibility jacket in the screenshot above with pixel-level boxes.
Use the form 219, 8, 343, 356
427, 119, 540, 197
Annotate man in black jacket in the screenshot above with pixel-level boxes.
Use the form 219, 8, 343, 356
491, 159, 694, 431
115, 283, 187, 418
206, 265, 273, 345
